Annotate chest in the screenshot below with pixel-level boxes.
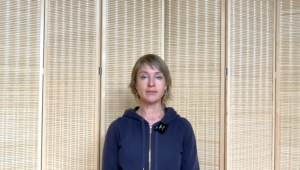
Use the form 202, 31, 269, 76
118, 124, 183, 170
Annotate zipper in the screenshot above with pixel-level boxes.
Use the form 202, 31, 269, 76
149, 126, 152, 170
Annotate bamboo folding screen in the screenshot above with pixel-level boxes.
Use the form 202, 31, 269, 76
103, 0, 162, 133
164, 1, 222, 169
0, 1, 42, 169
276, 0, 300, 169
227, 0, 275, 169
1, 0, 300, 170
43, 0, 98, 169
102, 0, 162, 164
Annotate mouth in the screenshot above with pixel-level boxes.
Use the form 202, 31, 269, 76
146, 91, 157, 94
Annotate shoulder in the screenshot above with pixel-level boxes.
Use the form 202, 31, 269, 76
165, 107, 193, 129
108, 116, 126, 128
174, 115, 192, 126
107, 115, 135, 131
173, 116, 194, 133
177, 116, 190, 124
106, 117, 123, 132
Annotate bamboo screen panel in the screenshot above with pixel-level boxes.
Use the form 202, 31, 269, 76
164, 1, 221, 169
228, 0, 274, 169
0, 1, 41, 169
44, 0, 97, 169
105, 0, 161, 131
278, 0, 300, 169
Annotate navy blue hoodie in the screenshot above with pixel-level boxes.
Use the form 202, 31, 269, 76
102, 107, 200, 170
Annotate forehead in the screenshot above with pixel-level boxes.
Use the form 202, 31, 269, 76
138, 64, 161, 73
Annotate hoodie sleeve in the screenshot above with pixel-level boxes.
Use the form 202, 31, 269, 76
181, 120, 200, 170
102, 120, 121, 170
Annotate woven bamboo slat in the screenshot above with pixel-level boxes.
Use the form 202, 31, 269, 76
104, 0, 162, 133
164, 1, 221, 169
228, 0, 274, 169
0, 1, 41, 169
277, 0, 300, 169
43, 0, 97, 169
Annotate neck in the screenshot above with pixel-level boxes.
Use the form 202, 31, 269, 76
136, 102, 165, 124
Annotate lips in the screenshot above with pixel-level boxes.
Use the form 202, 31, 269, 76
146, 91, 157, 94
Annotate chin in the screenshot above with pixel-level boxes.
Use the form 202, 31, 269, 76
141, 98, 162, 105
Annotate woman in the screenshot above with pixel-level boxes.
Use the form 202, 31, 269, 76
102, 54, 200, 170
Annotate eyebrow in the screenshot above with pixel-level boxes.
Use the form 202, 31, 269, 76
138, 71, 163, 74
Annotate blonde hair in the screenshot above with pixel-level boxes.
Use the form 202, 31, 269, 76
129, 54, 172, 107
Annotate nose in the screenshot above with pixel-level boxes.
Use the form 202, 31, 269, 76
148, 77, 155, 87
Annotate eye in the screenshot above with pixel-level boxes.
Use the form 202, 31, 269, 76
156, 76, 163, 80
141, 75, 148, 80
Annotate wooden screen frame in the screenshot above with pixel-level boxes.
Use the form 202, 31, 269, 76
275, 0, 280, 169
39, 0, 45, 169
221, 0, 226, 169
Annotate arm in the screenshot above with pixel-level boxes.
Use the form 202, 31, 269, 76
102, 120, 121, 170
181, 120, 200, 170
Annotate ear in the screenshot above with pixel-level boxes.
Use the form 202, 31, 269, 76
164, 86, 167, 91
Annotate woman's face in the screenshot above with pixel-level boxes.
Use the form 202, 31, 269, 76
135, 64, 167, 105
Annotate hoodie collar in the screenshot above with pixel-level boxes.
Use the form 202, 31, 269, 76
123, 106, 179, 124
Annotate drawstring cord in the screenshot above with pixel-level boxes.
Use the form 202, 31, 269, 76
141, 119, 145, 170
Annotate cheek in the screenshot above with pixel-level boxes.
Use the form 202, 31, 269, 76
158, 80, 167, 89
157, 83, 167, 92
135, 81, 146, 91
